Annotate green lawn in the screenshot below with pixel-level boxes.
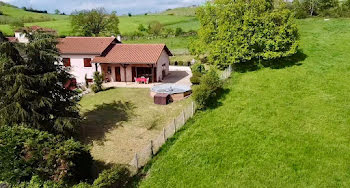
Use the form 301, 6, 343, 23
139, 18, 350, 187
79, 88, 191, 164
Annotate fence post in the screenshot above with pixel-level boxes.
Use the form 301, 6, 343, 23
192, 102, 195, 117
150, 140, 154, 156
163, 128, 166, 142
134, 153, 139, 169
174, 119, 176, 134
182, 110, 185, 125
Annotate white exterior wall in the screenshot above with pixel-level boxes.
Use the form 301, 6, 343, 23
15, 32, 29, 43
156, 50, 170, 82
60, 55, 101, 84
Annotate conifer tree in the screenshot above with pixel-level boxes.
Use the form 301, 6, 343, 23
0, 31, 80, 136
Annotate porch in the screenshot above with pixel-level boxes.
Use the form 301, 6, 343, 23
102, 66, 192, 89
100, 63, 167, 83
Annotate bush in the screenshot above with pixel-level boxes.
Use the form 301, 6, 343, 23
191, 63, 206, 74
178, 61, 184, 66
0, 126, 93, 185
148, 21, 163, 35
193, 69, 223, 109
190, 72, 202, 85
175, 27, 183, 36
92, 71, 103, 93
0, 11, 3, 15
92, 166, 130, 188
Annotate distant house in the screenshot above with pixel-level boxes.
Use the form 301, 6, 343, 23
57, 37, 172, 84
13, 25, 56, 43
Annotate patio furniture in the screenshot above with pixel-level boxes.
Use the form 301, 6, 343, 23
135, 77, 148, 84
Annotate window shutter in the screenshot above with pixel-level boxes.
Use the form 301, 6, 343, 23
84, 58, 92, 67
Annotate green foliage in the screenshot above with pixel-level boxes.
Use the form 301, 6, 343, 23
175, 27, 183, 36
71, 8, 120, 36
92, 71, 103, 93
0, 10, 3, 15
0, 32, 80, 136
193, 69, 223, 109
191, 63, 206, 74
92, 166, 130, 188
55, 9, 60, 15
191, 0, 299, 67
15, 176, 61, 188
190, 72, 202, 85
137, 24, 146, 32
0, 126, 93, 185
9, 20, 24, 30
148, 20, 163, 35
128, 13, 132, 17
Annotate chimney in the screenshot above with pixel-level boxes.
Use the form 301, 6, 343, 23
116, 35, 122, 42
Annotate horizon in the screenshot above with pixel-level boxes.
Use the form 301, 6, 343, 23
0, 0, 206, 15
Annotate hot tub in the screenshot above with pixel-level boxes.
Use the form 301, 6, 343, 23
151, 84, 192, 102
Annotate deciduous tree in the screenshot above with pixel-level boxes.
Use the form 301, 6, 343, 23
71, 8, 120, 36
190, 0, 299, 67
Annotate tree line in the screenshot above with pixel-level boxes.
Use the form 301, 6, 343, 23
290, 0, 350, 18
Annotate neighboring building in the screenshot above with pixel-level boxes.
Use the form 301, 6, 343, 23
14, 25, 56, 43
57, 37, 172, 84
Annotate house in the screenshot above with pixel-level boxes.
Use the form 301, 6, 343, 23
57, 37, 173, 84
7, 26, 173, 85
13, 25, 56, 43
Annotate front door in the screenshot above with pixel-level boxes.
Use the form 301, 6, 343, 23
115, 67, 121, 82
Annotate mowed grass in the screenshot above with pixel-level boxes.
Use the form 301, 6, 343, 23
139, 18, 350, 187
79, 88, 191, 164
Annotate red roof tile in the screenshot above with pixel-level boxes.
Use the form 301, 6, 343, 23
16, 25, 56, 33
92, 44, 173, 64
6, 37, 18, 42
57, 37, 117, 55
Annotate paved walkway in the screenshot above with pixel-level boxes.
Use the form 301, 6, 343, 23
102, 66, 192, 88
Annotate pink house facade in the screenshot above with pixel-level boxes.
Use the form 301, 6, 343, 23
57, 37, 172, 84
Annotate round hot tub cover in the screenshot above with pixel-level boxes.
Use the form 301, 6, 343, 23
151, 84, 191, 94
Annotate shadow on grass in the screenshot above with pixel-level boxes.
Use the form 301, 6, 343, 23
80, 100, 135, 144
207, 88, 231, 110
234, 50, 307, 73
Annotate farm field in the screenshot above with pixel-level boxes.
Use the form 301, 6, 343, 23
139, 18, 350, 187
0, 4, 199, 36
79, 88, 191, 164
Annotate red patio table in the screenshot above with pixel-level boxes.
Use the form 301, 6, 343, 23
136, 77, 148, 83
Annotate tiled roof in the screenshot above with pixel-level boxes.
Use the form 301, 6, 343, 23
6, 37, 18, 42
92, 44, 173, 64
57, 37, 117, 55
16, 25, 56, 33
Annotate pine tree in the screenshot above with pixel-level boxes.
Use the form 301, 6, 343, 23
0, 31, 80, 136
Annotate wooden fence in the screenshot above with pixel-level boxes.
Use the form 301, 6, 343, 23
129, 65, 232, 169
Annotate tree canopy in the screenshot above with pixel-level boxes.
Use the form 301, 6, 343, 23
190, 0, 299, 67
71, 8, 120, 37
0, 31, 80, 136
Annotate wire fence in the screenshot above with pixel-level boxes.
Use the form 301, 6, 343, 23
129, 66, 233, 170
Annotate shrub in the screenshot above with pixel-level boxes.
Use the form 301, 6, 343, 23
15, 176, 61, 188
178, 61, 184, 66
191, 63, 206, 74
190, 72, 202, 85
175, 27, 183, 36
138, 24, 146, 32
148, 21, 163, 35
0, 126, 93, 184
0, 11, 3, 15
92, 166, 130, 188
92, 71, 103, 93
193, 69, 223, 109
128, 13, 132, 17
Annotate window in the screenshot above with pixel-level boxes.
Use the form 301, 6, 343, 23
62, 58, 71, 67
84, 58, 92, 67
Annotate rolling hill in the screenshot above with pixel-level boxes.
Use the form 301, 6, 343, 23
0, 2, 199, 36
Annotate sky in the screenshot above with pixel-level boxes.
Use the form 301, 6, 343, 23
1, 0, 207, 15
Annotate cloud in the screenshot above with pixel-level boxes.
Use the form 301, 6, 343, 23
2, 0, 207, 15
